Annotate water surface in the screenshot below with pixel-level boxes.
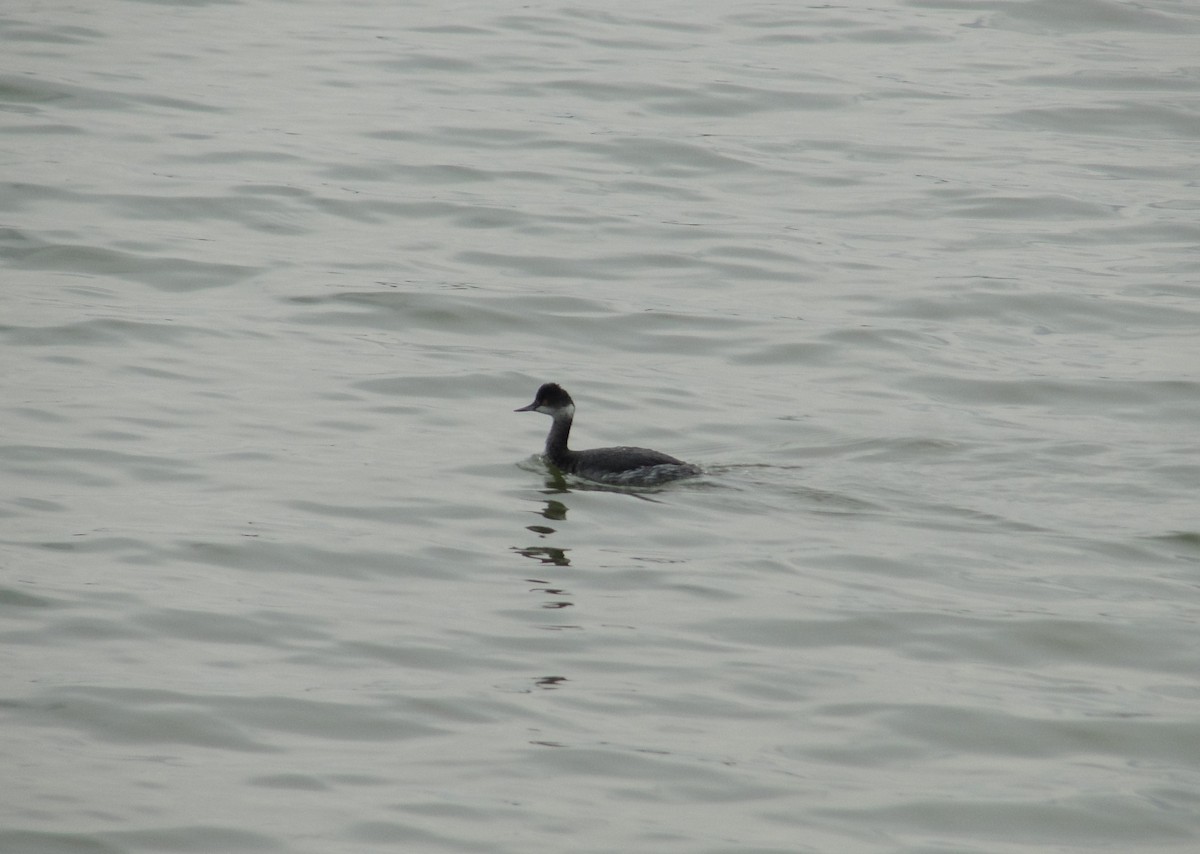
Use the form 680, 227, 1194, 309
4, 1, 1200, 852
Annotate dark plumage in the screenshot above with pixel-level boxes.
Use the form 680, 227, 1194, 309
515, 383, 701, 486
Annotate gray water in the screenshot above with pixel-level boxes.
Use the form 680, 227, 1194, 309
4, 1, 1200, 852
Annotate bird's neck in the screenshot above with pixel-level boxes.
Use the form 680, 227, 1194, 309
544, 408, 574, 467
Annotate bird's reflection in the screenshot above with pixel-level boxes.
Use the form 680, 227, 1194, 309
526, 578, 573, 610
512, 545, 570, 566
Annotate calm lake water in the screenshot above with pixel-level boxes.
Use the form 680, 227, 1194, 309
4, 1, 1200, 852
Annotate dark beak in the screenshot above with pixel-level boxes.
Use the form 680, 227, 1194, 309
514, 401, 538, 412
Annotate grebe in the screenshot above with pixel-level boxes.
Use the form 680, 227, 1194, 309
515, 383, 701, 486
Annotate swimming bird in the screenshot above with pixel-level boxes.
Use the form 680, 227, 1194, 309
515, 382, 701, 486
